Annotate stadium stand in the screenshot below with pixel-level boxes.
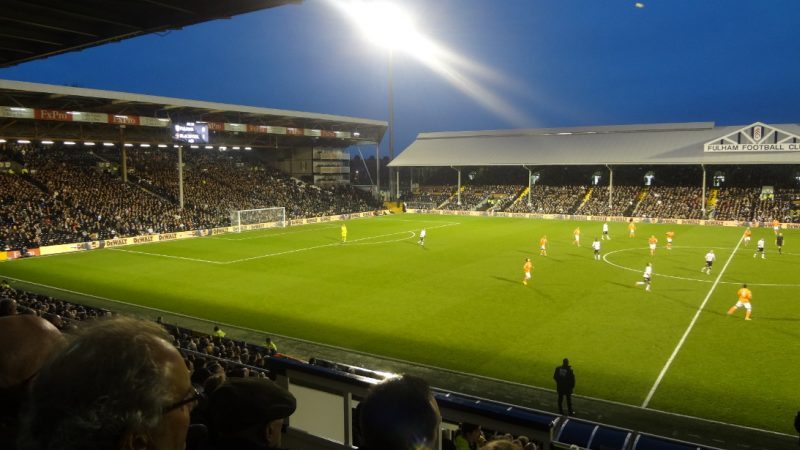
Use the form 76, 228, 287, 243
0, 142, 381, 251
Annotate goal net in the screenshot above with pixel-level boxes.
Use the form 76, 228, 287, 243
230, 207, 286, 233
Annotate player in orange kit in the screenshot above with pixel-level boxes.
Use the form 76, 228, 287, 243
628, 220, 636, 238
539, 235, 548, 256
727, 284, 753, 321
665, 231, 675, 250
742, 227, 752, 246
648, 235, 658, 256
522, 258, 533, 286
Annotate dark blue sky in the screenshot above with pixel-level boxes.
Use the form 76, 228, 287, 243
1, 0, 799, 154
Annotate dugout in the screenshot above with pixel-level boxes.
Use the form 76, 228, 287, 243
388, 122, 800, 213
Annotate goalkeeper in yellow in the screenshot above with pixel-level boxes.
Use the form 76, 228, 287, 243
341, 223, 347, 243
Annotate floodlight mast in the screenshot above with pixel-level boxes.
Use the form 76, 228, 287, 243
388, 48, 395, 200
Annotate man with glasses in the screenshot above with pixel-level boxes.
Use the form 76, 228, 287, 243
19, 316, 194, 450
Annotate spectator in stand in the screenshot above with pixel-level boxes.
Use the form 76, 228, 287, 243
0, 315, 64, 450
18, 317, 195, 450
208, 377, 297, 450
265, 336, 278, 356
455, 423, 486, 450
0, 298, 17, 316
358, 374, 441, 450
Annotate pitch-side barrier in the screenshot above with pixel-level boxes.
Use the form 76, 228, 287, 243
269, 356, 724, 450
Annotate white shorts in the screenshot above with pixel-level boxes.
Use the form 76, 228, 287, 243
525, 272, 532, 280
735, 301, 752, 310
575, 236, 580, 242
540, 245, 546, 251
744, 236, 751, 241
649, 243, 656, 250
774, 226, 780, 232
667, 238, 673, 244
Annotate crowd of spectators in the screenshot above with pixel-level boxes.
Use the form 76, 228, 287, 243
751, 188, 800, 223
577, 185, 641, 216
402, 182, 800, 223
0, 143, 380, 251
506, 185, 587, 214
711, 187, 760, 221
403, 185, 456, 208
633, 186, 706, 220
438, 185, 519, 211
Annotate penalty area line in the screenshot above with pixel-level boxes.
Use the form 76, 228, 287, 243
641, 236, 744, 408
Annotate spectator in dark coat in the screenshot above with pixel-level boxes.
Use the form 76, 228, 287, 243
553, 358, 576, 416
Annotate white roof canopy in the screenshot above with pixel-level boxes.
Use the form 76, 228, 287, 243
389, 122, 800, 167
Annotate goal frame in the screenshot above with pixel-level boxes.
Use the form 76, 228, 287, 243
230, 207, 286, 233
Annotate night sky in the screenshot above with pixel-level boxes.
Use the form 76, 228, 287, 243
2, 0, 799, 154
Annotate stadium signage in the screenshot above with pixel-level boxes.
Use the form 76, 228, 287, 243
704, 122, 800, 152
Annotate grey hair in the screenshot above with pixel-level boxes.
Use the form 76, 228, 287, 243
19, 316, 177, 450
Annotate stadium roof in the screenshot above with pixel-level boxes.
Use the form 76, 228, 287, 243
389, 122, 800, 167
0, 79, 387, 147
0, 0, 300, 68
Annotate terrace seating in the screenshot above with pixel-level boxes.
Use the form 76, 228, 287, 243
632, 186, 706, 219
505, 185, 587, 214
0, 143, 381, 251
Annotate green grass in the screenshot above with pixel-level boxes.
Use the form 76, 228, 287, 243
2, 214, 798, 433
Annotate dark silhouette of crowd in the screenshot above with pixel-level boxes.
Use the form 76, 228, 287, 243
0, 143, 381, 251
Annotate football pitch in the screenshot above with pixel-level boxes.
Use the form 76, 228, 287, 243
1, 214, 798, 434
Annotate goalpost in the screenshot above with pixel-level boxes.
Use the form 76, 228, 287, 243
230, 207, 286, 233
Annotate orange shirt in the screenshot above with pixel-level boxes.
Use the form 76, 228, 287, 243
743, 229, 752, 237
539, 237, 547, 247
524, 261, 533, 273
628, 223, 636, 231
648, 236, 658, 245
737, 288, 752, 303
772, 219, 780, 227
666, 231, 675, 239
573, 228, 580, 236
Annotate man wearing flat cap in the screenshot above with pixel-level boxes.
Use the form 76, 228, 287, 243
209, 377, 297, 450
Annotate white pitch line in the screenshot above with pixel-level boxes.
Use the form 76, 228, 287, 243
227, 222, 458, 264
107, 248, 225, 264
641, 236, 744, 408
107, 222, 459, 264
211, 225, 339, 241
602, 246, 800, 287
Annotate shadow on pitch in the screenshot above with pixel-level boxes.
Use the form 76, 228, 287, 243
492, 276, 519, 284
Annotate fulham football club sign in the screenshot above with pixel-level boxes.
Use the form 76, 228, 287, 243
704, 122, 800, 152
